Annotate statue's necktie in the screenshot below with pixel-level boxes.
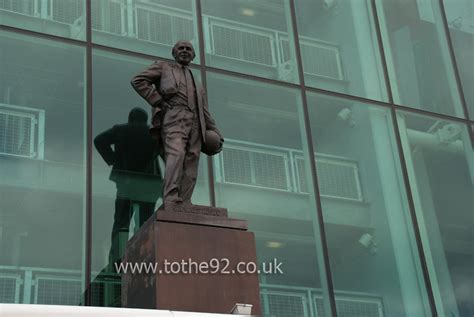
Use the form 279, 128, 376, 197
183, 66, 196, 110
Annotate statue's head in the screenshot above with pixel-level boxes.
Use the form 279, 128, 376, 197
172, 40, 195, 66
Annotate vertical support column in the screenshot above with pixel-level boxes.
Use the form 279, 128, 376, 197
369, 108, 431, 317
83, 0, 93, 307
288, 1, 337, 316
195, 0, 216, 207
396, 114, 458, 317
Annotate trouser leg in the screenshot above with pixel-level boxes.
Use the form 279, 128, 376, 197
110, 194, 132, 263
180, 113, 202, 202
162, 107, 193, 202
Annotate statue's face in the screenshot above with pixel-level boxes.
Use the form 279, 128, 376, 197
173, 41, 195, 65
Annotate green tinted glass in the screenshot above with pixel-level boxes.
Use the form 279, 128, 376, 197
0, 0, 86, 41
0, 30, 86, 304
295, 0, 388, 101
376, 0, 465, 118
307, 92, 433, 317
443, 0, 474, 119
207, 71, 332, 316
92, 0, 200, 64
396, 111, 474, 317
202, 0, 300, 84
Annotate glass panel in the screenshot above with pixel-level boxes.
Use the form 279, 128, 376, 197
91, 50, 210, 307
92, 0, 200, 64
0, 31, 86, 304
202, 0, 299, 84
0, 0, 86, 41
443, 0, 474, 119
295, 0, 388, 101
207, 71, 331, 316
396, 111, 474, 317
307, 92, 433, 317
376, 0, 465, 118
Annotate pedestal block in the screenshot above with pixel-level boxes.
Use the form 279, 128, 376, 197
121, 205, 261, 315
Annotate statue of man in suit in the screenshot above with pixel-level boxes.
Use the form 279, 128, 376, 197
131, 40, 223, 206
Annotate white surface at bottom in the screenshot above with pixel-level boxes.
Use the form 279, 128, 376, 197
0, 304, 250, 317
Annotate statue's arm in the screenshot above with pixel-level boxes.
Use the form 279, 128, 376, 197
94, 126, 118, 166
131, 61, 164, 109
201, 90, 223, 141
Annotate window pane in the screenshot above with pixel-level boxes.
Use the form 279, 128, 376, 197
207, 71, 331, 316
295, 0, 388, 101
443, 0, 474, 119
306, 93, 433, 317
0, 0, 86, 41
397, 112, 474, 317
90, 50, 210, 307
0, 31, 86, 304
202, 0, 299, 84
377, 0, 465, 118
92, 0, 200, 64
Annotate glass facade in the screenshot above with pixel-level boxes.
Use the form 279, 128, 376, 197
1, 1, 473, 316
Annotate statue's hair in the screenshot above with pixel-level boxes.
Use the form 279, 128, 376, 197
172, 40, 196, 60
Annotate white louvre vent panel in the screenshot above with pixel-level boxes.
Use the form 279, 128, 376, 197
35, 277, 82, 305
261, 291, 307, 317
136, 7, 194, 46
253, 152, 288, 190
51, 0, 84, 24
91, 0, 124, 34
315, 296, 383, 317
211, 22, 275, 66
0, 0, 35, 16
296, 156, 362, 201
0, 111, 34, 157
222, 147, 252, 185
221, 147, 290, 191
0, 276, 18, 303
316, 158, 362, 201
281, 38, 343, 80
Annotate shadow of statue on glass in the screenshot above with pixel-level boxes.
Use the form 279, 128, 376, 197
94, 107, 162, 273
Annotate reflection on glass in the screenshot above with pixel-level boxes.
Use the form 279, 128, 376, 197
397, 112, 474, 317
202, 0, 299, 83
92, 0, 200, 64
377, 0, 465, 118
91, 50, 210, 307
0, 31, 86, 304
295, 0, 387, 101
93, 107, 161, 274
207, 71, 331, 316
307, 92, 432, 317
443, 0, 474, 119
0, 0, 86, 40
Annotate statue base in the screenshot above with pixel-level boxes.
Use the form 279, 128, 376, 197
121, 204, 261, 315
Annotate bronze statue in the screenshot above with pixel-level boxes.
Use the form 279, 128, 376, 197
131, 40, 223, 206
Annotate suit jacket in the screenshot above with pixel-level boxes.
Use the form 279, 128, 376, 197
94, 123, 161, 184
130, 61, 221, 143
